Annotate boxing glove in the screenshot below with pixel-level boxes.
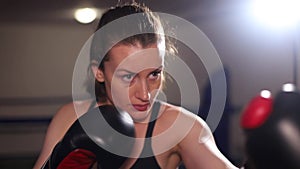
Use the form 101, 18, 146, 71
240, 90, 273, 129
42, 105, 135, 169
241, 87, 300, 169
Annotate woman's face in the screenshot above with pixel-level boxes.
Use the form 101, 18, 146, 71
97, 43, 164, 122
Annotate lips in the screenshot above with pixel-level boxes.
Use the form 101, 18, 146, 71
132, 103, 149, 111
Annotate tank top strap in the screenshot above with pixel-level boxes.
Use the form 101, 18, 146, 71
145, 101, 161, 138
130, 101, 162, 169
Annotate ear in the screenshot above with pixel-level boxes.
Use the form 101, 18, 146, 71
91, 64, 105, 83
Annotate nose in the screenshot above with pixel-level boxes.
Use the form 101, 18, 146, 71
135, 78, 150, 102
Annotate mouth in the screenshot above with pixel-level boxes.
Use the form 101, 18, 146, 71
132, 103, 150, 111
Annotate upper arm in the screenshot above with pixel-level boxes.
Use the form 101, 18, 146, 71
33, 102, 77, 169
178, 114, 238, 169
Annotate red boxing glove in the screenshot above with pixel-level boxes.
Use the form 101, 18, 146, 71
240, 91, 273, 129
56, 149, 96, 169
240, 87, 300, 169
42, 105, 135, 169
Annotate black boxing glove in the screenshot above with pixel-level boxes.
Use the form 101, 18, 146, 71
42, 105, 135, 169
240, 86, 300, 169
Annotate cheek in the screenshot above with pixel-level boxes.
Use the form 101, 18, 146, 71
109, 80, 131, 104
150, 81, 162, 91
148, 79, 163, 96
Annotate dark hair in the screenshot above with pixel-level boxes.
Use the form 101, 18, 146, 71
88, 3, 173, 102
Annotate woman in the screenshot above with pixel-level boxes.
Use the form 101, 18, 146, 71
34, 3, 239, 169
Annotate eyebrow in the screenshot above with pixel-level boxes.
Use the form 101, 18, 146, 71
116, 65, 163, 74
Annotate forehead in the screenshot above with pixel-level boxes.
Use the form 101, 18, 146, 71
107, 43, 164, 72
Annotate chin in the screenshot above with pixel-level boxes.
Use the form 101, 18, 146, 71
129, 110, 151, 123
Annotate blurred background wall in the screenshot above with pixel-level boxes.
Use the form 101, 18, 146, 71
0, 0, 299, 168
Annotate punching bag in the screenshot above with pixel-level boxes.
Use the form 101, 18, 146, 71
240, 84, 300, 169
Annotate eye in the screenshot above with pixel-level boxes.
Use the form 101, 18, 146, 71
149, 70, 162, 80
121, 73, 135, 82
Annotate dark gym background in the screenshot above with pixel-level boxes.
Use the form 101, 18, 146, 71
1, 0, 299, 168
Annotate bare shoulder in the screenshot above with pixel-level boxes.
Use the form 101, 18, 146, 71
51, 99, 94, 131
162, 103, 236, 168
33, 99, 93, 169
157, 102, 210, 141
156, 103, 238, 169
54, 100, 91, 119
53, 102, 76, 121
160, 102, 207, 128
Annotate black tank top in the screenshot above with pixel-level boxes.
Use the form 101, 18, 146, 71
130, 101, 161, 169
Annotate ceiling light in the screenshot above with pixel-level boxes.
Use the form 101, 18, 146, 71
260, 90, 272, 99
282, 83, 296, 92
74, 8, 97, 24
251, 0, 300, 29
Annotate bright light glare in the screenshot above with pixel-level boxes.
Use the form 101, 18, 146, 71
252, 0, 300, 28
260, 90, 272, 98
282, 83, 296, 92
74, 8, 97, 24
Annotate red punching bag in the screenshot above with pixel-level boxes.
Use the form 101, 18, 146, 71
241, 84, 300, 169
